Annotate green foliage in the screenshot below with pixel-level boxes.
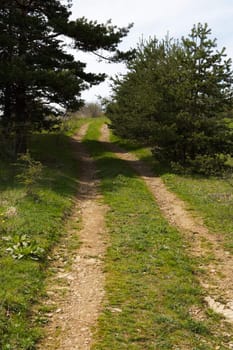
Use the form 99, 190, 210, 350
0, 0, 132, 153
4, 234, 45, 260
184, 154, 228, 176
108, 23, 233, 175
16, 151, 43, 198
0, 128, 80, 349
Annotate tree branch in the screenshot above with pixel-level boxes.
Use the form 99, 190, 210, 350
91, 51, 113, 62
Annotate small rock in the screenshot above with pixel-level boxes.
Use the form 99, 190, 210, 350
81, 327, 88, 332
109, 307, 123, 313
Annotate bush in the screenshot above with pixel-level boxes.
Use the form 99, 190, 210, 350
188, 154, 229, 176
16, 151, 43, 198
171, 154, 229, 176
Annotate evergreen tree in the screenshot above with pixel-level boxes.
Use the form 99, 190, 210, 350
108, 24, 233, 174
168, 23, 233, 169
108, 38, 170, 143
0, 0, 132, 154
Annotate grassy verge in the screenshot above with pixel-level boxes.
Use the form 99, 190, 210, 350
84, 119, 232, 350
0, 119, 86, 349
161, 174, 233, 250
60, 115, 91, 136
110, 129, 233, 253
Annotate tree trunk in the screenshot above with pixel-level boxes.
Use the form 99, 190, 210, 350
15, 130, 28, 154
14, 85, 28, 154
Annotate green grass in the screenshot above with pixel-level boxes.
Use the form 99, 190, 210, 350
1, 115, 232, 349
161, 174, 233, 249
60, 115, 92, 136
84, 119, 233, 350
110, 129, 233, 253
0, 119, 86, 349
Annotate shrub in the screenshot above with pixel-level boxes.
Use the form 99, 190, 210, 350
16, 151, 43, 198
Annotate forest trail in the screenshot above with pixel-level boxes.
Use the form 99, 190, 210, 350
38, 123, 108, 350
100, 123, 233, 322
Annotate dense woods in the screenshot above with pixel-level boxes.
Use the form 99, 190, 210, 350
107, 23, 233, 174
0, 0, 132, 155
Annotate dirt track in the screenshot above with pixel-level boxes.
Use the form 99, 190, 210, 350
38, 124, 108, 350
100, 123, 233, 322
39, 122, 233, 350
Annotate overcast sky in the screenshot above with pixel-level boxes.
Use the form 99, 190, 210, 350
70, 0, 233, 102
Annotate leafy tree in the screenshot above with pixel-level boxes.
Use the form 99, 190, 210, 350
0, 0, 133, 154
108, 24, 233, 174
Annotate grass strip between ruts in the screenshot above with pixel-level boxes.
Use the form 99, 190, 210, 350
84, 119, 233, 350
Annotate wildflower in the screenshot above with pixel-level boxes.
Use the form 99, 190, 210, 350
5, 207, 17, 218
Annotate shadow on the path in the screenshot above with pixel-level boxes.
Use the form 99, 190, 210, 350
82, 139, 170, 179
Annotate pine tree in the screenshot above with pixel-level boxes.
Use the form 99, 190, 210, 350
0, 0, 132, 154
108, 38, 169, 143
108, 24, 233, 174
172, 23, 233, 169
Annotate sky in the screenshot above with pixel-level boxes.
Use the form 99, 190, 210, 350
70, 0, 233, 102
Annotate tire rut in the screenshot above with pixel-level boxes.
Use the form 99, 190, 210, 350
38, 123, 108, 350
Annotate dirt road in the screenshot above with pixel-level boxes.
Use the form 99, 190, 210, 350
39, 121, 233, 350
100, 123, 233, 322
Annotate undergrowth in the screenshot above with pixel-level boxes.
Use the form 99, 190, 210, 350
0, 118, 86, 349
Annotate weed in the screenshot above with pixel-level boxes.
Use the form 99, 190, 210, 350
16, 150, 43, 199
4, 234, 45, 260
